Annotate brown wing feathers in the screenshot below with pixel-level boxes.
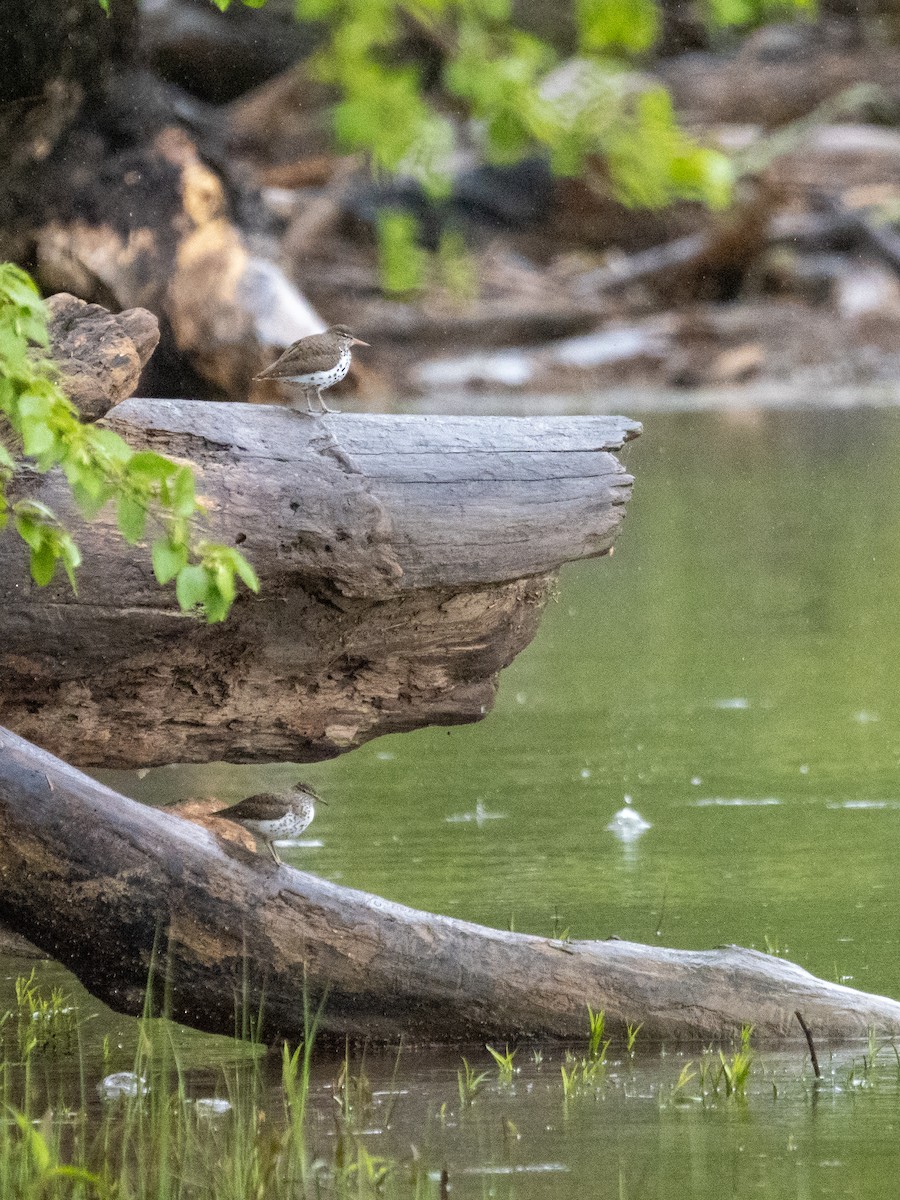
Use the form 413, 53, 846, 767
213, 792, 285, 820
255, 333, 340, 379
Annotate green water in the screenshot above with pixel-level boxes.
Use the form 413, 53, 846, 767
18, 407, 900, 1196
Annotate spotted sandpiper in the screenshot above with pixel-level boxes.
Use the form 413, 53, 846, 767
254, 325, 369, 415
212, 782, 323, 864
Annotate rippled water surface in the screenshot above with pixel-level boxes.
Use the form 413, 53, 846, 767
15, 407, 900, 1196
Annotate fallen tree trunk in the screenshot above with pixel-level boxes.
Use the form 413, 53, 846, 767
1, 404, 637, 768
1, 726, 899, 1045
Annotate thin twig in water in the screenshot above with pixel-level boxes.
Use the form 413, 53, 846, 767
795, 1010, 821, 1078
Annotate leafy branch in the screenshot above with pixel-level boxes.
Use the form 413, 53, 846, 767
289, 0, 734, 208
0, 263, 259, 622
206, 0, 813, 210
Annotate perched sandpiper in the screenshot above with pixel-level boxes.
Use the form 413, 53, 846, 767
254, 325, 369, 415
212, 781, 323, 864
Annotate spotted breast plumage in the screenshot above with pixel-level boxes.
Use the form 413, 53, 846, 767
212, 782, 323, 864
254, 325, 368, 415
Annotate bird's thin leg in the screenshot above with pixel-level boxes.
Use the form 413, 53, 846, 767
317, 387, 337, 414
305, 388, 317, 416
268, 840, 282, 865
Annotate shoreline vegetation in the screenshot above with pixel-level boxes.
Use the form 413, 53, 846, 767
3, 960, 900, 1199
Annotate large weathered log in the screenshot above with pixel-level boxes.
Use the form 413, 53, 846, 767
1, 726, 899, 1045
1, 404, 638, 768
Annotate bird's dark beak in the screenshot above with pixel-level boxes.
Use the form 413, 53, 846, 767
351, 337, 370, 347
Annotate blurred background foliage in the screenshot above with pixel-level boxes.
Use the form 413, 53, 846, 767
212, 0, 804, 207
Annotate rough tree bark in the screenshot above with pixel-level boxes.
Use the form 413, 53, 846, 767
1, 402, 638, 768
1, 726, 899, 1045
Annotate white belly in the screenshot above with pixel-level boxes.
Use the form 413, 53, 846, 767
285, 348, 351, 389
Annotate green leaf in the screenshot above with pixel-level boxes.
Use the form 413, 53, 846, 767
72, 482, 113, 521
233, 551, 260, 593
376, 210, 428, 295
176, 564, 210, 611
473, 0, 512, 18
214, 562, 237, 605
171, 466, 197, 518
88, 427, 134, 466
295, 0, 342, 16
13, 1112, 51, 1171
20, 416, 55, 458
16, 315, 50, 347
126, 451, 180, 483
17, 390, 55, 423
203, 582, 232, 624
577, 0, 659, 53
117, 493, 147, 544
16, 499, 56, 521
152, 537, 188, 585
58, 534, 81, 593
0, 264, 44, 311
30, 541, 58, 587
14, 514, 44, 551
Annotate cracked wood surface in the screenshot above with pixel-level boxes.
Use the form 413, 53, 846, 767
2, 725, 900, 1045
0, 402, 639, 767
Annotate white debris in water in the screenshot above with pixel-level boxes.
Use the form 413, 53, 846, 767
690, 776, 702, 786
853, 711, 880, 724
97, 1073, 148, 1101
826, 800, 896, 810
799, 764, 810, 775
32, 1006, 74, 1022
549, 326, 668, 369
714, 697, 750, 710
580, 769, 591, 779
606, 798, 651, 842
275, 838, 324, 848
430, 1163, 569, 1180
450, 1163, 570, 1176
191, 1097, 232, 1117
445, 800, 506, 826
693, 797, 781, 807
413, 349, 535, 390
375, 751, 395, 761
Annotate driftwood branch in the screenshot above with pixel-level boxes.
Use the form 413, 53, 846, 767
0, 403, 638, 768
1, 726, 899, 1045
